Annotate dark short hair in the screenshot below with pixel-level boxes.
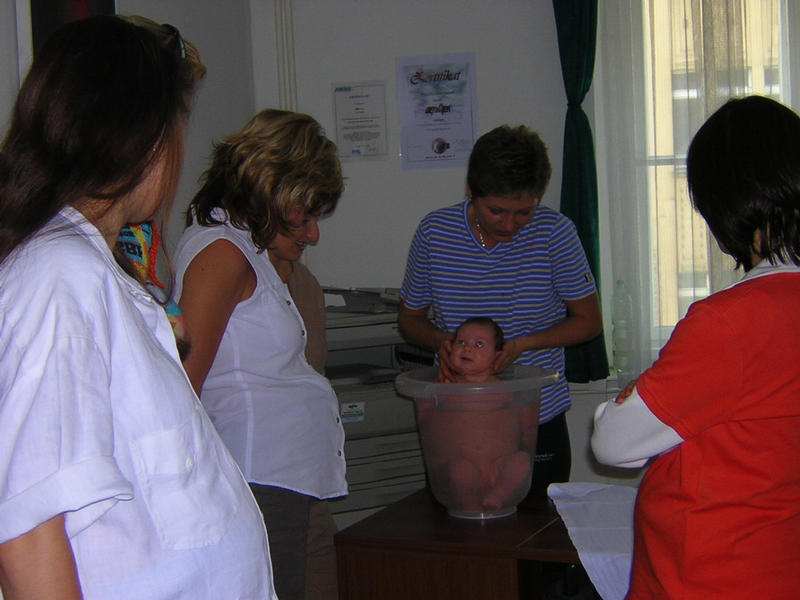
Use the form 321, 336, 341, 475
189, 109, 343, 251
0, 15, 204, 263
456, 316, 505, 351
687, 95, 800, 270
467, 125, 551, 200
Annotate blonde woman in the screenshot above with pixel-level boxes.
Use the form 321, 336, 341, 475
175, 109, 345, 600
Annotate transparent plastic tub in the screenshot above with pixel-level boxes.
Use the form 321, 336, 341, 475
395, 365, 558, 519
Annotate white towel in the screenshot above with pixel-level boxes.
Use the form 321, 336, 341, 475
548, 482, 636, 600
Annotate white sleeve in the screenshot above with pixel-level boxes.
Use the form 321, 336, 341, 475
590, 387, 684, 468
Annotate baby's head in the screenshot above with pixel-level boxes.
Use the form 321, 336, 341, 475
451, 317, 504, 382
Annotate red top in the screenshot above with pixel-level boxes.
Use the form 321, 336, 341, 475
632, 273, 800, 599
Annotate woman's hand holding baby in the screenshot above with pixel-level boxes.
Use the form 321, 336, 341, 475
492, 338, 523, 374
436, 335, 457, 382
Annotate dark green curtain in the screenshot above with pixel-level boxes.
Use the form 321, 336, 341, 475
552, 0, 609, 382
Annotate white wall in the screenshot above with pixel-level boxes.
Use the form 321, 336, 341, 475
0, 0, 631, 487
0, 0, 571, 289
0, 0, 260, 249
277, 1, 638, 486
115, 0, 259, 247
0, 1, 23, 134
284, 0, 567, 289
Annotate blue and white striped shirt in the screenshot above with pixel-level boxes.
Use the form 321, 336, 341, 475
400, 199, 596, 422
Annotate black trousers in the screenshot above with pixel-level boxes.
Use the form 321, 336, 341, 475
528, 412, 571, 498
249, 484, 311, 600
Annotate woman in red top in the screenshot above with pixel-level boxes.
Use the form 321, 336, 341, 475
592, 96, 800, 599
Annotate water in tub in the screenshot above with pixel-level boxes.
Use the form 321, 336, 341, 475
416, 389, 536, 514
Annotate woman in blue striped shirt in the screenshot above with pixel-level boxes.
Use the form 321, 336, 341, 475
398, 125, 603, 495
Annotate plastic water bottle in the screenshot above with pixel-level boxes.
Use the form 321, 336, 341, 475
612, 280, 633, 385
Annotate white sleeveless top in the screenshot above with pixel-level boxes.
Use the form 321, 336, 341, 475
174, 210, 346, 499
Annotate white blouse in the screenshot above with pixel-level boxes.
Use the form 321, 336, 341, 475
0, 207, 275, 599
174, 212, 347, 499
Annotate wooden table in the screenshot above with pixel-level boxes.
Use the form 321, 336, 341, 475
335, 488, 581, 600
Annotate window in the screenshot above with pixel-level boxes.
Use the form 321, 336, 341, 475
594, 0, 792, 376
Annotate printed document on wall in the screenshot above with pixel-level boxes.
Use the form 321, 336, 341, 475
395, 53, 477, 169
333, 81, 388, 161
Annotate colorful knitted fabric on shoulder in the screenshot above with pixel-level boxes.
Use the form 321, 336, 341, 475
117, 222, 186, 342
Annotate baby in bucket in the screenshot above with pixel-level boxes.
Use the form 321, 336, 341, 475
415, 317, 536, 517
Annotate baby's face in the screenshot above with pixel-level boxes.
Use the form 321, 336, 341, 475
451, 323, 499, 380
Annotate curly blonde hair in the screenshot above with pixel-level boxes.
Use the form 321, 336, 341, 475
189, 109, 344, 251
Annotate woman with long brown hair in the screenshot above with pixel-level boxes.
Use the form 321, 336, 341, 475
0, 16, 276, 599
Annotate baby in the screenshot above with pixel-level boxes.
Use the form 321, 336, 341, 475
416, 317, 536, 515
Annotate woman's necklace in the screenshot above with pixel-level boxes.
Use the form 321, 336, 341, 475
474, 217, 487, 248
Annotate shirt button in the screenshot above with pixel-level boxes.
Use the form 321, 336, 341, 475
286, 300, 291, 305
185, 457, 195, 471
336, 417, 340, 423
301, 330, 306, 336
337, 450, 342, 457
